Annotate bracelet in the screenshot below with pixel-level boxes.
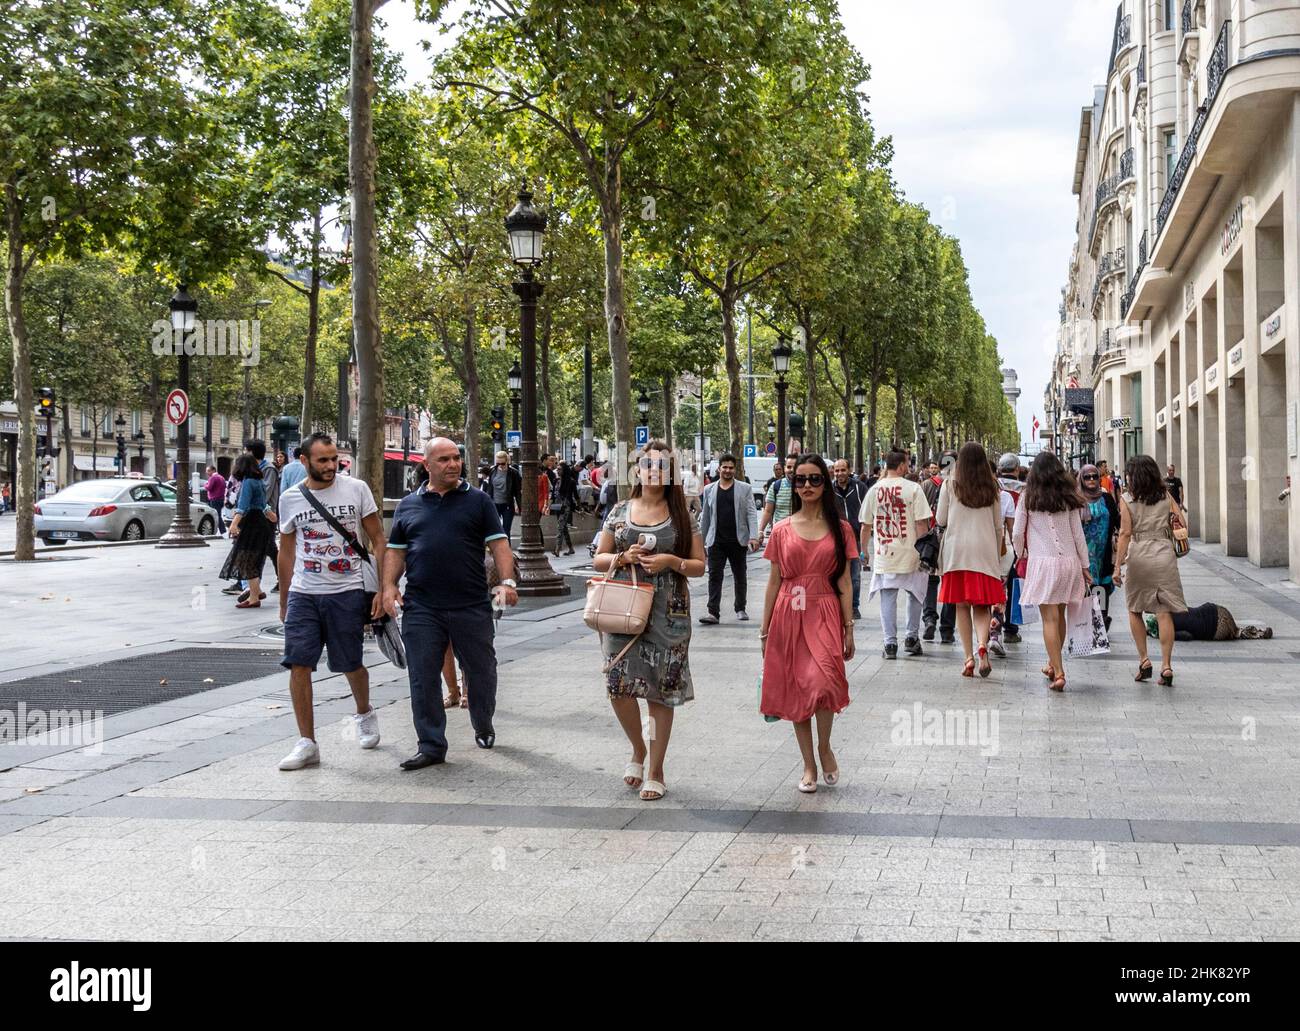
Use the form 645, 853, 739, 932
759, 632, 769, 640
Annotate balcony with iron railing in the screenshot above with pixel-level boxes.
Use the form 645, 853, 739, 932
1118, 146, 1134, 183
1136, 46, 1145, 88
1121, 230, 1148, 318
1091, 330, 1127, 380
1108, 11, 1133, 77
1155, 21, 1230, 241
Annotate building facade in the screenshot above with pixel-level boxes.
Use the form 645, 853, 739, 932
1049, 0, 1300, 573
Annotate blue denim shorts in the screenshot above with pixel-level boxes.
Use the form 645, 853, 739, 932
281, 589, 369, 673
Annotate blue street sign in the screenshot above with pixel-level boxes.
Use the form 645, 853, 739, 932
635, 424, 649, 447
743, 443, 758, 458
506, 430, 522, 450
765, 441, 777, 455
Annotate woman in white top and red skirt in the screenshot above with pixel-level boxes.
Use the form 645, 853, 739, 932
936, 443, 1007, 678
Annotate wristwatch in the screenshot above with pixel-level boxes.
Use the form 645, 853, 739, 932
499, 578, 517, 588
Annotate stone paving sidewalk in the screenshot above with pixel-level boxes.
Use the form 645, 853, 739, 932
2, 540, 1300, 940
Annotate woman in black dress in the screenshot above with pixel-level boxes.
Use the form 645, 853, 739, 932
220, 454, 277, 608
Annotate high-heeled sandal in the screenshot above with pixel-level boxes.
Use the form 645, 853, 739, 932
978, 646, 992, 678
1041, 663, 1056, 680
1159, 667, 1174, 686
1134, 660, 1153, 682
961, 657, 976, 678
1049, 673, 1066, 692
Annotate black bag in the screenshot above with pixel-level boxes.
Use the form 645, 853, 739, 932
914, 528, 940, 573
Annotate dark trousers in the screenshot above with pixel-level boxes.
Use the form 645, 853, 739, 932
707, 539, 748, 615
402, 601, 497, 758
208, 495, 226, 534
495, 503, 514, 539
924, 575, 956, 632
555, 501, 574, 552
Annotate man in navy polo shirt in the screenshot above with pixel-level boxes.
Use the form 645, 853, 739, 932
383, 437, 519, 768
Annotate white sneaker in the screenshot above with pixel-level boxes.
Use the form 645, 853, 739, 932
278, 737, 320, 771
736, 610, 750, 621
353, 708, 380, 749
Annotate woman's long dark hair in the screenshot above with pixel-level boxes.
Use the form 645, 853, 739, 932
951, 442, 998, 509
628, 440, 693, 560
1125, 454, 1169, 506
1022, 451, 1085, 513
233, 454, 261, 481
790, 452, 848, 596
558, 461, 578, 501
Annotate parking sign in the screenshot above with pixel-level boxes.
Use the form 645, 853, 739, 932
635, 424, 649, 447
743, 443, 758, 458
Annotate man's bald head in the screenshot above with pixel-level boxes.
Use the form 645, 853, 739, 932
423, 437, 464, 492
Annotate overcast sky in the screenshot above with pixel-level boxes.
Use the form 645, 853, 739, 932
378, 0, 1123, 445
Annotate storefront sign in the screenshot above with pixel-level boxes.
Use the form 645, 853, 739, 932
1156, 407, 1167, 429
0, 418, 18, 434
1205, 361, 1220, 394
1220, 201, 1244, 257
1107, 417, 1131, 430
1172, 395, 1181, 417
1188, 379, 1200, 407
1261, 305, 1285, 355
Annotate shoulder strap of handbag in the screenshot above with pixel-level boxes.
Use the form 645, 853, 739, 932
598, 552, 647, 672
299, 485, 371, 565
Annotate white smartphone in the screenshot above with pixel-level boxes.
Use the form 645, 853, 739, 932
637, 532, 657, 552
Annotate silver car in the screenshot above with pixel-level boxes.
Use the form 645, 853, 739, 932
34, 478, 218, 545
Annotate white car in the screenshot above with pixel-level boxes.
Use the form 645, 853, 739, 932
34, 478, 218, 545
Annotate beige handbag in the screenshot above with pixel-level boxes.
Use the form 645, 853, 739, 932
584, 562, 656, 671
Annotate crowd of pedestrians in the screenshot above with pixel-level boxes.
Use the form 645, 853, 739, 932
254, 428, 1201, 799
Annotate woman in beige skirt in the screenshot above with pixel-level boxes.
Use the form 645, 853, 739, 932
1113, 455, 1186, 685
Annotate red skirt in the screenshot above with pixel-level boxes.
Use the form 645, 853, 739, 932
938, 570, 1005, 607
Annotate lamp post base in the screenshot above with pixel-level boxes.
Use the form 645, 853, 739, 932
513, 540, 570, 596
156, 520, 210, 548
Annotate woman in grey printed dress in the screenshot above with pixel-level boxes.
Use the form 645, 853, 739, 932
593, 441, 705, 801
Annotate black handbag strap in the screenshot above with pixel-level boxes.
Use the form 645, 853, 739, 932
299, 486, 371, 565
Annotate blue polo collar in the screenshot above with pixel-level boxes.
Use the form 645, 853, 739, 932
419, 479, 470, 498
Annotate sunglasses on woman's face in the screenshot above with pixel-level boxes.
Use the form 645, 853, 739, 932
793, 474, 824, 487
1081, 474, 1099, 481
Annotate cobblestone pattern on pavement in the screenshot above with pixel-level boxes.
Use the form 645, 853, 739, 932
2, 541, 1300, 940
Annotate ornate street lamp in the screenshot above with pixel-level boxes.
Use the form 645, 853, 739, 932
158, 284, 206, 548
132, 430, 147, 464
507, 359, 522, 433
772, 335, 792, 457
637, 388, 650, 426
114, 414, 127, 475
852, 383, 867, 475
505, 189, 566, 595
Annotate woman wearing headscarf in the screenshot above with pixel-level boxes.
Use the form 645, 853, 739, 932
1078, 463, 1121, 630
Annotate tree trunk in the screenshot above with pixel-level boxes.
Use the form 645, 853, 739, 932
60, 402, 72, 485
894, 370, 905, 451
720, 278, 746, 481
4, 183, 34, 560
540, 301, 554, 455
867, 364, 880, 471
149, 363, 166, 479
301, 208, 322, 434
461, 303, 480, 475
350, 0, 384, 509
598, 168, 632, 494
801, 311, 816, 455
661, 372, 675, 451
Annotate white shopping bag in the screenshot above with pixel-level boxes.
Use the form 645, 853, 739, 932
1066, 593, 1110, 657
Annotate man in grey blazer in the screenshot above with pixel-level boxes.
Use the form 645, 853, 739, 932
697, 453, 760, 624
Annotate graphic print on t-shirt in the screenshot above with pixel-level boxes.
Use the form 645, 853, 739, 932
278, 478, 378, 595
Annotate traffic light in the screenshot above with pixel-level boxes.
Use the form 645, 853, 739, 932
490, 406, 504, 442
37, 387, 55, 413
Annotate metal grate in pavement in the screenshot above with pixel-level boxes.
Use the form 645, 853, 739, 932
0, 647, 284, 730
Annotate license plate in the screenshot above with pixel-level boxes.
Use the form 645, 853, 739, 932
51, 531, 80, 539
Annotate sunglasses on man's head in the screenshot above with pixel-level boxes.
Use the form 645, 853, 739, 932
793, 473, 824, 487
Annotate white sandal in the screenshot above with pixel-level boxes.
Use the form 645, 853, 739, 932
639, 779, 666, 801
623, 761, 644, 788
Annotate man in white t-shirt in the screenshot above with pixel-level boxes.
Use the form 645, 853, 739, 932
274, 432, 386, 771
682, 463, 702, 515
861, 449, 932, 658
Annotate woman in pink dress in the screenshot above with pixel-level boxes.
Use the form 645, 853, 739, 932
1012, 452, 1091, 691
759, 453, 858, 794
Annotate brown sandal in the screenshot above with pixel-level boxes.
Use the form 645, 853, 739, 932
1049, 674, 1066, 692
1041, 663, 1055, 679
